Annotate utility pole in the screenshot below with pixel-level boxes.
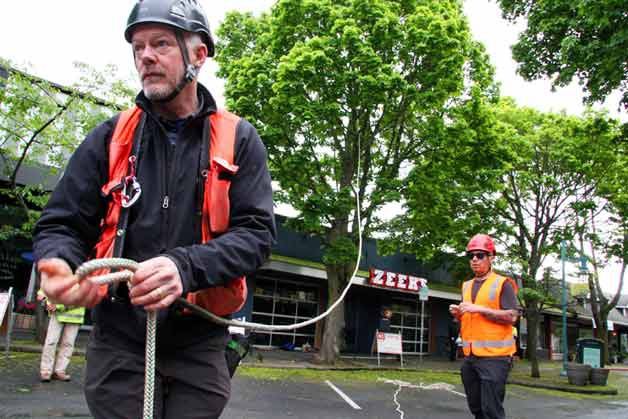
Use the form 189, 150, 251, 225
560, 240, 568, 376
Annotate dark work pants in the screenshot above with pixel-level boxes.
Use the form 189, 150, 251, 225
85, 332, 231, 419
461, 356, 511, 419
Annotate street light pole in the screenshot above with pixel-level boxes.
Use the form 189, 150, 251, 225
560, 240, 568, 376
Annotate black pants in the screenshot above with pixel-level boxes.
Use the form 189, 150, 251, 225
461, 356, 511, 419
85, 332, 231, 419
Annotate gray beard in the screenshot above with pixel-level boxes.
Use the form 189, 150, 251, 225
143, 85, 176, 102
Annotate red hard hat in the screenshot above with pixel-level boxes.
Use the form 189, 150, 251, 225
466, 234, 496, 255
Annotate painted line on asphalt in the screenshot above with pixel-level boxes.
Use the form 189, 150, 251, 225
325, 380, 362, 410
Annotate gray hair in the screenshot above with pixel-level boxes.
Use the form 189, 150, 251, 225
185, 32, 203, 52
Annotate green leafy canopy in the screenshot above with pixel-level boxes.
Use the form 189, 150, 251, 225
496, 0, 628, 109
216, 0, 496, 263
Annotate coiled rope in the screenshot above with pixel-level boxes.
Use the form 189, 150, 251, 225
74, 139, 363, 419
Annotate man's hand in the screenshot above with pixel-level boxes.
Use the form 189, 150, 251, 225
458, 301, 518, 324
38, 258, 101, 308
129, 256, 183, 311
458, 302, 486, 315
449, 304, 461, 318
46, 301, 56, 312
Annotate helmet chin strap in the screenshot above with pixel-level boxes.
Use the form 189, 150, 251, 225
152, 30, 199, 104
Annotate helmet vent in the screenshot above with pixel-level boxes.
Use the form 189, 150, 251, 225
170, 2, 186, 18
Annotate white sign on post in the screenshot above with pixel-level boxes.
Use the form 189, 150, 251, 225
1, 288, 14, 359
375, 331, 404, 368
0, 290, 11, 328
377, 332, 402, 355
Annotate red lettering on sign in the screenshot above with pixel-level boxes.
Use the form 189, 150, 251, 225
397, 274, 408, 290
411, 276, 425, 291
385, 271, 397, 288
368, 268, 428, 293
370, 269, 385, 285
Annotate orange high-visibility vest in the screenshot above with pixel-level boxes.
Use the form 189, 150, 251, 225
93, 106, 246, 316
460, 272, 517, 357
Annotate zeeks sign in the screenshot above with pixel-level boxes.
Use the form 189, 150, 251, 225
369, 268, 427, 293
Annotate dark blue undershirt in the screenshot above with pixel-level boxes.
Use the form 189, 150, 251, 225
160, 118, 186, 145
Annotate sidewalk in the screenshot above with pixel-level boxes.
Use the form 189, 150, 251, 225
1, 329, 465, 371
5, 331, 457, 371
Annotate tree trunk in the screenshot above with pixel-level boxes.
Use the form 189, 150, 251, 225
318, 266, 346, 364
525, 304, 541, 378
594, 312, 609, 365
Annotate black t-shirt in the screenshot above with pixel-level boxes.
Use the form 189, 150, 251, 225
471, 277, 518, 310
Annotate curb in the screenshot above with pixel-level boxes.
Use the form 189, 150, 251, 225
507, 378, 618, 395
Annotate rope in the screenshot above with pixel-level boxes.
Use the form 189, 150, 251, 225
75, 259, 151, 418
74, 126, 364, 418
75, 148, 364, 332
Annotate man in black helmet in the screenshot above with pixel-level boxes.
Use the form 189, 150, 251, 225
33, 1, 276, 418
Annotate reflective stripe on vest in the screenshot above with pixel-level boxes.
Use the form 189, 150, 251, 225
56, 306, 86, 324
93, 106, 247, 316
462, 338, 515, 349
460, 272, 517, 357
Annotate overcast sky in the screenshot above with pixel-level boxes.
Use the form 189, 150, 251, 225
1, 0, 625, 291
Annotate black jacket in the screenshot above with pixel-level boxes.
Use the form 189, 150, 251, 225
33, 84, 276, 350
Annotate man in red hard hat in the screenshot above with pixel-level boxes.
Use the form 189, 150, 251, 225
449, 234, 519, 419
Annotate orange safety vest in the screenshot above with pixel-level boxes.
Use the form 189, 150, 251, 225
460, 272, 517, 357
92, 106, 247, 316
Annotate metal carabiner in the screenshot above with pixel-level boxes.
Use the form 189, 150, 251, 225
121, 155, 141, 208
122, 177, 142, 208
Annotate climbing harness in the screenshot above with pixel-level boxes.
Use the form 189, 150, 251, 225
98, 106, 247, 316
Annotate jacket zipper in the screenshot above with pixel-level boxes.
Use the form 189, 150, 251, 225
162, 128, 183, 250
161, 133, 174, 251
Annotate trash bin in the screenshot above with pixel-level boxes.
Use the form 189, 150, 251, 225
576, 338, 604, 368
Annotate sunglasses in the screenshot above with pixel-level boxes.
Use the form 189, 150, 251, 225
466, 252, 489, 260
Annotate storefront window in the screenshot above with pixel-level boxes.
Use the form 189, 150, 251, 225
389, 297, 430, 354
250, 275, 319, 349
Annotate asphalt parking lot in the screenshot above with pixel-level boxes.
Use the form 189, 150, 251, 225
2, 358, 628, 419
223, 374, 628, 419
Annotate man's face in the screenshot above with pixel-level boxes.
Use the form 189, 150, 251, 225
467, 250, 493, 276
131, 24, 184, 101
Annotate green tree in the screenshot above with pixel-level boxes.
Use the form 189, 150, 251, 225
496, 0, 628, 109
492, 103, 625, 377
570, 114, 627, 365
216, 0, 495, 363
492, 103, 624, 377
0, 59, 134, 342
400, 98, 622, 377
0, 59, 134, 241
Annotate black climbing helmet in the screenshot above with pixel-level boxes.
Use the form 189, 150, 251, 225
125, 0, 215, 57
